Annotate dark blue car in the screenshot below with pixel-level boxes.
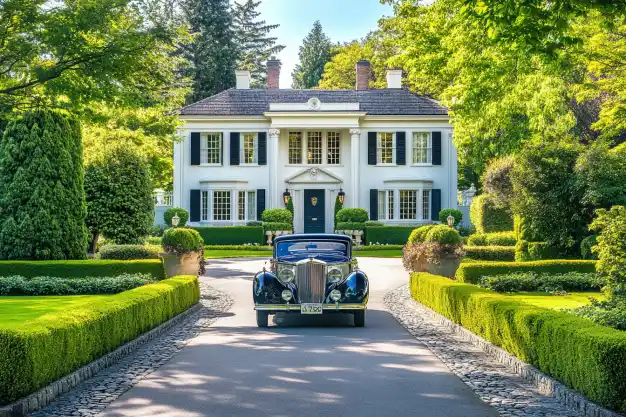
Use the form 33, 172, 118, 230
253, 234, 369, 327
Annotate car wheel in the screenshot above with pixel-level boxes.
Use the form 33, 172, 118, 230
353, 310, 365, 327
256, 310, 269, 327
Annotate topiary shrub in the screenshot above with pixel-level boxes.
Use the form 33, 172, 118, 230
336, 208, 369, 223
438, 208, 463, 226
162, 228, 204, 255
365, 220, 384, 227
164, 207, 189, 228
470, 194, 513, 233
99, 244, 161, 260
468, 231, 516, 247
515, 240, 560, 262
336, 222, 366, 231
482, 155, 514, 207
425, 225, 462, 245
261, 208, 293, 223
407, 224, 437, 244
334, 195, 343, 231
365, 226, 415, 245
403, 225, 464, 277
263, 222, 292, 232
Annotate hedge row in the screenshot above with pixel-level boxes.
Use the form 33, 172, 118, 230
193, 226, 264, 245
355, 245, 404, 251
0, 260, 167, 280
410, 273, 626, 412
99, 245, 161, 260
467, 231, 516, 247
204, 245, 272, 251
464, 246, 516, 261
0, 276, 200, 405
455, 260, 597, 284
365, 226, 416, 245
0, 274, 154, 296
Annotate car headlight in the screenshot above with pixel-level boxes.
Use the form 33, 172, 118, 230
328, 263, 350, 283
277, 264, 295, 283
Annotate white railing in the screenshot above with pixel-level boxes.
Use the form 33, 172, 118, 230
153, 189, 173, 206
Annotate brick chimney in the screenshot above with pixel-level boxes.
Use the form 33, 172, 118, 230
267, 59, 281, 89
356, 60, 371, 90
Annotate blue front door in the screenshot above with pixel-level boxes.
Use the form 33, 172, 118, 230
304, 189, 325, 233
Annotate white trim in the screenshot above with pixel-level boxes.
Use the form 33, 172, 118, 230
269, 102, 360, 112
284, 167, 343, 184
363, 115, 449, 121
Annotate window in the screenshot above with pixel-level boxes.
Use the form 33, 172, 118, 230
201, 133, 222, 164
201, 191, 209, 221
377, 132, 394, 164
213, 191, 231, 221
378, 190, 395, 220
238, 191, 246, 221
237, 191, 256, 221
388, 191, 395, 220
307, 132, 323, 164
422, 190, 430, 220
399, 190, 417, 220
289, 132, 303, 164
247, 191, 256, 221
413, 132, 431, 164
327, 132, 340, 165
241, 133, 257, 164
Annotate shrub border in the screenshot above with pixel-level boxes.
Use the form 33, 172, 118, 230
456, 259, 597, 284
0, 260, 167, 280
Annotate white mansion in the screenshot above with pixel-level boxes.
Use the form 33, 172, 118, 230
174, 60, 457, 233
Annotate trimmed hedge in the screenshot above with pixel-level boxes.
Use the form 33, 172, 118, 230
467, 231, 516, 247
356, 244, 403, 251
0, 274, 155, 295
263, 222, 292, 232
456, 259, 597, 284
336, 222, 365, 231
470, 194, 513, 233
365, 226, 416, 245
0, 276, 200, 405
515, 240, 561, 262
261, 208, 292, 223
99, 244, 161, 260
336, 208, 369, 223
464, 246, 516, 261
193, 226, 264, 245
0, 260, 166, 280
410, 273, 626, 412
205, 245, 272, 251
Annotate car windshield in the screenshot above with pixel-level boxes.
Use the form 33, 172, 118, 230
276, 241, 347, 257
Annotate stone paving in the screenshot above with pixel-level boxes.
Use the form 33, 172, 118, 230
384, 284, 582, 417
32, 283, 233, 417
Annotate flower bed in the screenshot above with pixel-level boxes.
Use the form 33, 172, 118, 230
0, 260, 166, 280
455, 260, 597, 284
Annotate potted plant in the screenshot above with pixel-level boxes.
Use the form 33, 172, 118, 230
161, 228, 205, 276
402, 224, 438, 273
403, 224, 465, 278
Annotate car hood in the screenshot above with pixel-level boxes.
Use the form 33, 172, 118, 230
276, 253, 350, 264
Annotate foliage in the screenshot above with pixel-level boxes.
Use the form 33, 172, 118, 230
470, 194, 513, 233
336, 222, 366, 231
482, 156, 515, 207
164, 208, 190, 228
581, 235, 598, 260
576, 144, 626, 209
99, 245, 162, 260
0, 276, 199, 406
286, 197, 294, 230
291, 21, 331, 89
334, 195, 343, 231
336, 208, 369, 223
0, 260, 166, 280
233, 0, 285, 87
194, 226, 264, 245
438, 209, 463, 226
0, 110, 88, 260
455, 259, 598, 284
149, 225, 167, 237
145, 236, 162, 245
515, 240, 562, 262
408, 224, 438, 244
365, 226, 416, 245
204, 245, 271, 251
85, 146, 154, 246
0, 274, 155, 296
263, 222, 292, 232
162, 228, 204, 255
479, 272, 604, 294
410, 273, 626, 412
457, 224, 476, 237
425, 225, 462, 245
572, 297, 626, 331
246, 221, 262, 227
403, 242, 465, 273
467, 231, 516, 247
261, 208, 293, 223
364, 220, 384, 227
464, 246, 516, 262
590, 206, 626, 298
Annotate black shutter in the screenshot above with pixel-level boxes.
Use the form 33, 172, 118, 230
258, 132, 267, 165
432, 132, 442, 165
256, 189, 266, 220
396, 132, 406, 165
191, 132, 201, 166
370, 189, 378, 220
190, 189, 201, 222
230, 132, 240, 165
431, 189, 441, 221
368, 132, 377, 165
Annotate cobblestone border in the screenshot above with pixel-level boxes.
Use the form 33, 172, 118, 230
385, 285, 622, 417
1, 282, 232, 417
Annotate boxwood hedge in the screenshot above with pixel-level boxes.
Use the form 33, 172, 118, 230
464, 246, 516, 261
410, 273, 626, 412
365, 226, 416, 245
0, 276, 200, 406
193, 226, 264, 245
0, 260, 166, 280
455, 259, 597, 284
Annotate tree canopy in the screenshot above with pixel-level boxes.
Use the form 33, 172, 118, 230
292, 21, 332, 89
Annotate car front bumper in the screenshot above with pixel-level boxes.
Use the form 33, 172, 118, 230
254, 303, 366, 311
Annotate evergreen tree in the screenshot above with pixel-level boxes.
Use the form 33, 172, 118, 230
292, 21, 332, 89
183, 0, 238, 102
233, 0, 285, 87
0, 110, 88, 260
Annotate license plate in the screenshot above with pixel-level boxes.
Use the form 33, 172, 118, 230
301, 303, 323, 315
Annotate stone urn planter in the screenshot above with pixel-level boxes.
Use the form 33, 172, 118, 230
427, 254, 463, 278
161, 228, 205, 277
161, 251, 202, 277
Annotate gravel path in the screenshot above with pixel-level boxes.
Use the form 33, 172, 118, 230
384, 284, 581, 417
32, 283, 233, 417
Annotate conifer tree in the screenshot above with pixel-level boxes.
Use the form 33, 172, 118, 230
233, 0, 285, 87
292, 21, 332, 89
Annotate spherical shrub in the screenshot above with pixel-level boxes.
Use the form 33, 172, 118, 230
162, 228, 204, 254
438, 209, 463, 226
164, 207, 189, 228
336, 208, 369, 223
261, 208, 292, 223
425, 225, 462, 245
99, 244, 161, 260
407, 224, 437, 244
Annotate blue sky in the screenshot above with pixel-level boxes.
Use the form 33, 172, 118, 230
255, 0, 393, 88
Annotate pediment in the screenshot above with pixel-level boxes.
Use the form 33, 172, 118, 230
285, 167, 342, 184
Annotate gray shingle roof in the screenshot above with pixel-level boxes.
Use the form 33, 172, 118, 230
179, 88, 448, 116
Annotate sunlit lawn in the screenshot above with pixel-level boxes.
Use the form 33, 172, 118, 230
504, 292, 604, 310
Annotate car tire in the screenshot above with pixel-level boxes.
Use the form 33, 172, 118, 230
256, 310, 269, 327
353, 310, 365, 327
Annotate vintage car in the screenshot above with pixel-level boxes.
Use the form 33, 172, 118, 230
253, 234, 369, 327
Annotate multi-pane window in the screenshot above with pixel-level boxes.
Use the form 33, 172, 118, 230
201, 133, 222, 164
413, 132, 431, 164
378, 190, 395, 220
399, 190, 417, 220
377, 132, 394, 164
289, 132, 303, 164
422, 190, 430, 220
201, 191, 209, 221
388, 191, 395, 220
237, 191, 256, 221
238, 191, 246, 221
247, 191, 256, 221
307, 132, 323, 164
213, 191, 231, 221
241, 133, 257, 164
327, 132, 340, 165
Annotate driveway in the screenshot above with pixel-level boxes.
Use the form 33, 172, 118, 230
100, 257, 497, 417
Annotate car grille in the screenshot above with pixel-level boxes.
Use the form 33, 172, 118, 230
296, 261, 327, 303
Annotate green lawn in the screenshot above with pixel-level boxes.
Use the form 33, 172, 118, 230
0, 295, 112, 329
203, 248, 404, 259
505, 292, 604, 309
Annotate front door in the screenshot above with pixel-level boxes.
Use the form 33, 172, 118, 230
304, 189, 325, 233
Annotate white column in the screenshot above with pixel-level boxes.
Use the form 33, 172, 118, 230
268, 129, 281, 208
349, 129, 361, 208
173, 127, 185, 208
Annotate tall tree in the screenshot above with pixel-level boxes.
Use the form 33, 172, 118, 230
183, 0, 238, 102
291, 21, 331, 89
233, 0, 285, 87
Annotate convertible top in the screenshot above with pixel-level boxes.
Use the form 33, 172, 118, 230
273, 234, 353, 245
